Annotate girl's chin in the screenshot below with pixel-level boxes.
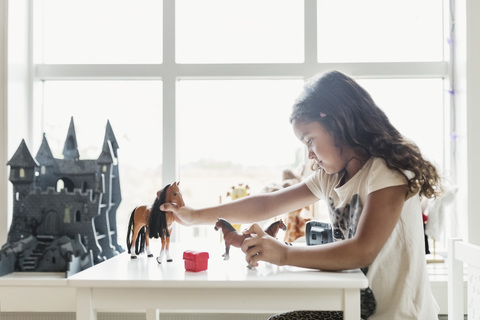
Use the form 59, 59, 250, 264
318, 165, 329, 173
320, 165, 337, 175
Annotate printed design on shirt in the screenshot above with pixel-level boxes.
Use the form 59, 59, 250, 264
328, 195, 377, 319
328, 194, 362, 241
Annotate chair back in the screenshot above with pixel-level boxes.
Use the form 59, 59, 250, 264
448, 238, 480, 320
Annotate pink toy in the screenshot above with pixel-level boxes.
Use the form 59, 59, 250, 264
183, 250, 209, 272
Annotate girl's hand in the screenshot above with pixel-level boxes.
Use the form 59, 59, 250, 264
160, 203, 195, 226
241, 223, 289, 267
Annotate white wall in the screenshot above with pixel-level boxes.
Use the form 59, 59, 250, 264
453, 0, 480, 246
464, 0, 480, 246
0, 0, 8, 245
0, 0, 31, 243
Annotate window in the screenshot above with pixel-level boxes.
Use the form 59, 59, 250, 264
176, 0, 304, 63
317, 0, 444, 62
24, 0, 449, 248
40, 0, 163, 64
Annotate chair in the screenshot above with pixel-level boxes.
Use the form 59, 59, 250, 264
448, 238, 480, 320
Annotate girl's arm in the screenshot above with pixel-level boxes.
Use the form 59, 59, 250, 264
162, 182, 318, 225
242, 184, 408, 271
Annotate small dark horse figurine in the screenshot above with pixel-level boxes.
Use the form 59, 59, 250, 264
214, 218, 287, 261
126, 182, 185, 264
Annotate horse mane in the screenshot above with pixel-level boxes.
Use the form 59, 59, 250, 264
148, 184, 171, 239
219, 218, 237, 232
269, 220, 281, 227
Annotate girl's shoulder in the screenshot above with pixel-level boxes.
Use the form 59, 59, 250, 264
364, 157, 409, 193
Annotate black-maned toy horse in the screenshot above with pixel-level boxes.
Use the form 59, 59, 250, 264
126, 182, 185, 264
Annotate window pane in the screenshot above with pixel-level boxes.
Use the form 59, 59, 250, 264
358, 78, 445, 167
176, 0, 304, 63
176, 79, 304, 242
317, 0, 444, 62
42, 81, 163, 245
41, 0, 163, 64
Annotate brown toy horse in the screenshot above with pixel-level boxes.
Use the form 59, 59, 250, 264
214, 218, 287, 261
126, 182, 185, 264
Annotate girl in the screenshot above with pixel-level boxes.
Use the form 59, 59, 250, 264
162, 70, 441, 319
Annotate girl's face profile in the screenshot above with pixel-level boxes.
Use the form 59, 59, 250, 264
292, 119, 346, 175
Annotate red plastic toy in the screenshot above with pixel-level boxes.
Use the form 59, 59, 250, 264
183, 250, 209, 272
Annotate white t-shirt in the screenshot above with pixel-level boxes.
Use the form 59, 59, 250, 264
305, 157, 439, 320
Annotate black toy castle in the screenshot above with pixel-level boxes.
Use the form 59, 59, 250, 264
0, 118, 123, 277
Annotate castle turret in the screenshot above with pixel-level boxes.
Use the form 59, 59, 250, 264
7, 139, 38, 201
95, 120, 123, 255
103, 120, 122, 207
102, 120, 119, 159
63, 117, 80, 160
102, 120, 122, 210
35, 134, 59, 189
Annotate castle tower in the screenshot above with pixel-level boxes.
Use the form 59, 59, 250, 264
6, 140, 38, 243
104, 121, 123, 253
95, 120, 123, 255
63, 117, 80, 161
7, 139, 38, 201
35, 134, 59, 189
104, 120, 123, 253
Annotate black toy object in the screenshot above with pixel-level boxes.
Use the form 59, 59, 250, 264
0, 117, 123, 277
305, 220, 333, 246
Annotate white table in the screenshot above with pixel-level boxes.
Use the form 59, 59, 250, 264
0, 272, 76, 312
68, 243, 368, 320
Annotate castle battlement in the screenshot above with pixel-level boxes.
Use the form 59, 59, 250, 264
32, 186, 94, 196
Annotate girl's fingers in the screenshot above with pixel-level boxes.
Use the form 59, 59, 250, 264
242, 223, 265, 237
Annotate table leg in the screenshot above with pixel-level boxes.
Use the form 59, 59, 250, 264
146, 309, 159, 320
343, 288, 360, 320
76, 288, 96, 320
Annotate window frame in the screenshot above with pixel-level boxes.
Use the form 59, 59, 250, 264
34, 0, 449, 188
2, 0, 451, 246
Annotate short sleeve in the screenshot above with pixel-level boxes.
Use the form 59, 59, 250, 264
367, 158, 408, 195
304, 170, 323, 199
304, 169, 341, 200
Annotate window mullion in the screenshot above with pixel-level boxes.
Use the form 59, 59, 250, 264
163, 0, 178, 186
304, 0, 317, 65
36, 62, 448, 80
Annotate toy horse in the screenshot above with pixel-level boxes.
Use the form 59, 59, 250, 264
126, 182, 185, 263
265, 219, 287, 238
214, 218, 286, 261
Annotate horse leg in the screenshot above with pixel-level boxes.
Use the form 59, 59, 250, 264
144, 234, 153, 258
156, 237, 167, 264
164, 226, 173, 262
222, 243, 230, 260
130, 225, 142, 259
165, 235, 173, 262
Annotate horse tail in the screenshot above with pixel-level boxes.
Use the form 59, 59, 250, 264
126, 208, 136, 253
135, 226, 146, 255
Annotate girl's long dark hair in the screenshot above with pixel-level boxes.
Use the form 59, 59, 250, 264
290, 70, 441, 198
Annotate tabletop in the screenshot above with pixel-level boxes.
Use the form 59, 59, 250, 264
68, 242, 367, 289
68, 242, 368, 319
